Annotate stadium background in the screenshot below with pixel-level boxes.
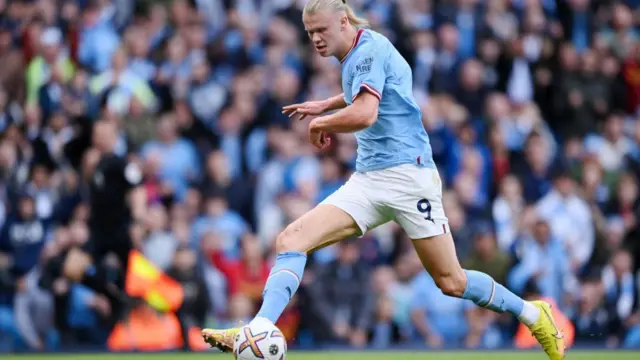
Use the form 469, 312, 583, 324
1, 0, 640, 356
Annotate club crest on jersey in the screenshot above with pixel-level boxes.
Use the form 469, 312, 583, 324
355, 56, 373, 74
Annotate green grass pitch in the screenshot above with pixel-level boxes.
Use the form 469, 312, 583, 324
4, 351, 640, 360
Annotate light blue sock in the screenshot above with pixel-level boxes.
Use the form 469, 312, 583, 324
462, 270, 524, 316
255, 252, 307, 323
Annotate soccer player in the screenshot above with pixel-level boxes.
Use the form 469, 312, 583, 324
203, 1, 565, 358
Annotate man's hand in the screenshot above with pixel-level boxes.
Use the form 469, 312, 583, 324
426, 333, 443, 348
16, 276, 26, 293
308, 126, 331, 150
465, 333, 482, 349
349, 329, 367, 348
52, 278, 70, 295
90, 295, 112, 317
0, 253, 12, 269
283, 100, 328, 121
333, 320, 350, 339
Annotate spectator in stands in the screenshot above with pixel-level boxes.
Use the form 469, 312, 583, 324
509, 219, 577, 308
26, 27, 74, 107
573, 274, 613, 345
65, 283, 111, 346
167, 247, 211, 337
64, 68, 96, 119
198, 151, 254, 226
492, 175, 525, 251
371, 266, 413, 337
368, 294, 406, 349
604, 172, 639, 233
77, 1, 120, 73
410, 270, 473, 348
455, 59, 488, 119
584, 112, 633, 172
124, 27, 155, 83
0, 20, 23, 101
141, 113, 200, 202
90, 47, 157, 116
192, 188, 249, 259
536, 165, 594, 272
174, 99, 218, 156
13, 243, 56, 351
157, 35, 192, 88
308, 238, 372, 348
430, 23, 461, 94
255, 129, 320, 241
187, 55, 226, 127
215, 107, 247, 181
484, 0, 519, 42
599, 2, 638, 59
602, 250, 635, 347
0, 193, 47, 283
142, 204, 178, 271
514, 132, 553, 203
207, 232, 269, 308
463, 226, 511, 287
580, 157, 610, 210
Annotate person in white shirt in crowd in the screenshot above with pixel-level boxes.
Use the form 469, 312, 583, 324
535, 165, 594, 273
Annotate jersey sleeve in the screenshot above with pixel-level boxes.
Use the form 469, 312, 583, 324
349, 47, 386, 102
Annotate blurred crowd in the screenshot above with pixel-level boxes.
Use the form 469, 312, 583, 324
1, 0, 640, 353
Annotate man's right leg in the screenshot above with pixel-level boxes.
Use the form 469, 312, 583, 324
256, 204, 361, 322
202, 204, 362, 351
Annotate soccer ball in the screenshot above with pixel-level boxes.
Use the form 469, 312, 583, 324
233, 318, 287, 360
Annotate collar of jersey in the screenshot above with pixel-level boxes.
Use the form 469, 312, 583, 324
339, 28, 365, 64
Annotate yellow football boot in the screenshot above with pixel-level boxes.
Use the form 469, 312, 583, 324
202, 327, 241, 353
529, 301, 566, 360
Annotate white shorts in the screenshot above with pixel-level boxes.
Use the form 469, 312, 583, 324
320, 164, 450, 239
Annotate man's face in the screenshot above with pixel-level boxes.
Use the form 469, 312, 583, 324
474, 234, 495, 257
533, 221, 550, 245
612, 252, 631, 276
42, 44, 59, 61
0, 31, 11, 51
93, 122, 118, 152
157, 117, 177, 142
303, 10, 345, 58
174, 249, 196, 272
206, 152, 229, 180
525, 137, 547, 168
555, 176, 575, 197
605, 115, 623, 140
338, 242, 359, 264
18, 197, 35, 219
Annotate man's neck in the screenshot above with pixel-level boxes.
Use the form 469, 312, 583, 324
336, 27, 359, 62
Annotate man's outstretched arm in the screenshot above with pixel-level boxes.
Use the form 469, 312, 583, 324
282, 93, 348, 121
309, 91, 380, 133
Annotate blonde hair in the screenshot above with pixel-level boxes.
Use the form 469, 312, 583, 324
304, 0, 370, 28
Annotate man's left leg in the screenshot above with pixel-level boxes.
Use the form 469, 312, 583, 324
411, 231, 565, 359
390, 165, 563, 359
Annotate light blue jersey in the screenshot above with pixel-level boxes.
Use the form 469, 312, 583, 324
341, 29, 435, 172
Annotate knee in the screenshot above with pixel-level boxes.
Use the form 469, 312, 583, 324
275, 224, 304, 254
433, 269, 467, 297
